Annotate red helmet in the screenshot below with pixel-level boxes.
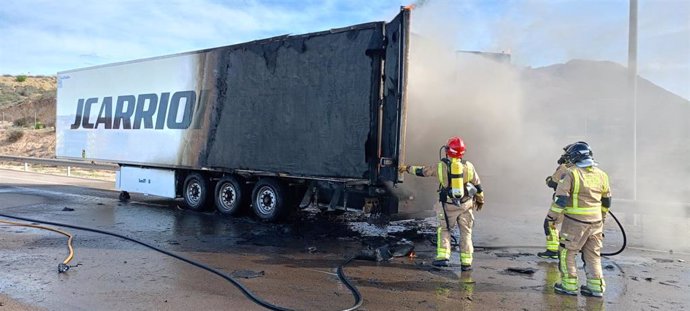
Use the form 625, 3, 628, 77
446, 136, 466, 159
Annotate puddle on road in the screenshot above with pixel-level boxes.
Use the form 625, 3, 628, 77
2, 185, 689, 310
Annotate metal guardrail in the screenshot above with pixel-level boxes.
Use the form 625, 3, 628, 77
0, 155, 119, 176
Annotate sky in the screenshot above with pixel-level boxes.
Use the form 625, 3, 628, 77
0, 0, 688, 99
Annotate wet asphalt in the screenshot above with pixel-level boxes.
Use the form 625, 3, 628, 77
0, 169, 688, 311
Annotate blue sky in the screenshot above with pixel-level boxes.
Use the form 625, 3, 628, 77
0, 0, 688, 99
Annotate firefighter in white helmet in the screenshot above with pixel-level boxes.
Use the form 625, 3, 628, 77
551, 142, 611, 297
399, 136, 484, 271
538, 142, 588, 259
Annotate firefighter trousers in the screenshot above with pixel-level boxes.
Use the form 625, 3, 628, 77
544, 207, 564, 252
558, 217, 605, 293
436, 201, 474, 266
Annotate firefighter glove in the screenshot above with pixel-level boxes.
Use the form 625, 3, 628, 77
545, 176, 558, 190
398, 165, 409, 174
474, 192, 484, 211
475, 202, 484, 211
475, 192, 485, 204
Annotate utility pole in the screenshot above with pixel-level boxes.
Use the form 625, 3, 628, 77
628, 0, 638, 201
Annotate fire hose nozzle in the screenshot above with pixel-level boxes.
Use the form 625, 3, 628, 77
58, 263, 70, 273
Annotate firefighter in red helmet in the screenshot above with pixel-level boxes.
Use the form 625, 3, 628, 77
400, 136, 484, 270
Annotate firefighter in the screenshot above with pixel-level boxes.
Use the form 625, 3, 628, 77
399, 136, 484, 271
551, 142, 611, 297
538, 142, 589, 259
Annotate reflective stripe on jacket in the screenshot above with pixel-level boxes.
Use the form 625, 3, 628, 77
554, 166, 611, 222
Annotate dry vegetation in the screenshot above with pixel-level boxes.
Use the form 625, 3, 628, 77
0, 75, 58, 158
0, 75, 114, 181
0, 75, 56, 90
0, 127, 55, 158
0, 75, 56, 128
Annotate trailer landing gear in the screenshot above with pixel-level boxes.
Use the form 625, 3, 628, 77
119, 191, 130, 202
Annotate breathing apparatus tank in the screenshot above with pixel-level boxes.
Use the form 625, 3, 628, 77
438, 137, 467, 203
449, 158, 464, 199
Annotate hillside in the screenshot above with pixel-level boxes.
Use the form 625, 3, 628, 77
0, 75, 57, 158
0, 75, 57, 128
521, 60, 689, 200
0, 128, 55, 158
0, 75, 56, 108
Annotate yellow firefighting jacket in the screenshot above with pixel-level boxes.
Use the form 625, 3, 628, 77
409, 159, 482, 206
552, 166, 611, 222
547, 163, 572, 190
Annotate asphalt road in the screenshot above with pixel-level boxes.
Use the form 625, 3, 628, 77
0, 169, 688, 311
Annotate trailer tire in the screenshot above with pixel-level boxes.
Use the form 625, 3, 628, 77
251, 179, 289, 222
215, 176, 244, 215
183, 172, 210, 211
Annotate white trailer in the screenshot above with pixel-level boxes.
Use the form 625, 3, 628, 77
56, 9, 410, 221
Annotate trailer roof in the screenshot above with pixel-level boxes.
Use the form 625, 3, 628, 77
57, 21, 384, 74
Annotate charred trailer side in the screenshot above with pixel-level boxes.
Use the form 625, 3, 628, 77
56, 9, 410, 221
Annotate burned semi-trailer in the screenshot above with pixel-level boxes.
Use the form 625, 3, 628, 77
55, 9, 410, 221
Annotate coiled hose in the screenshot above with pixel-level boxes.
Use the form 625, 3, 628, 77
0, 212, 362, 311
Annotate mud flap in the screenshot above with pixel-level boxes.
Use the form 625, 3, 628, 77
299, 181, 317, 209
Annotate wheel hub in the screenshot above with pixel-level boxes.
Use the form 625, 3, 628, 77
257, 187, 276, 215
187, 182, 201, 205
220, 184, 236, 208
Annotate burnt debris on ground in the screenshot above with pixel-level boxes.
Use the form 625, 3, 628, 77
504, 267, 537, 275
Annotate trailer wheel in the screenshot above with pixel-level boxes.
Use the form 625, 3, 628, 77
183, 172, 210, 211
215, 176, 244, 215
251, 179, 288, 222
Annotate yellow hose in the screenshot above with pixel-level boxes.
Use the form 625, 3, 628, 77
0, 219, 74, 270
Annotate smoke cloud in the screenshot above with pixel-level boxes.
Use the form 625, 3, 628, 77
397, 1, 690, 252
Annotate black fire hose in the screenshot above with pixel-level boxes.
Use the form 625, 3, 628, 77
0, 212, 363, 311
430, 211, 627, 256
601, 211, 626, 256
337, 257, 364, 311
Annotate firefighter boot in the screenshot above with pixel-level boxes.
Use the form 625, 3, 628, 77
432, 259, 449, 267
461, 265, 472, 271
580, 285, 603, 298
580, 278, 605, 298
538, 250, 559, 259
554, 283, 578, 296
